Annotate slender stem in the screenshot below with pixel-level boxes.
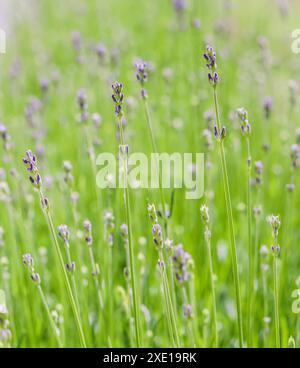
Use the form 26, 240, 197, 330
37, 285, 63, 348
65, 246, 81, 315
40, 195, 86, 347
213, 87, 243, 347
159, 250, 180, 347
182, 287, 196, 347
118, 117, 141, 347
205, 225, 218, 347
88, 247, 104, 309
143, 99, 167, 232
273, 255, 280, 348
246, 137, 253, 347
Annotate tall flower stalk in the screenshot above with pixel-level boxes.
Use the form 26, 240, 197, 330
22, 150, 86, 347
267, 214, 281, 348
22, 253, 63, 347
57, 225, 81, 315
236, 107, 253, 346
200, 204, 218, 347
111, 82, 141, 347
203, 45, 243, 347
135, 60, 168, 232
147, 203, 180, 347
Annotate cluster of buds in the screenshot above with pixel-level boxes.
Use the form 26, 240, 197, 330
289, 80, 298, 107
152, 223, 163, 249
120, 223, 128, 246
147, 203, 158, 223
200, 204, 210, 224
63, 160, 73, 187
24, 96, 42, 127
51, 304, 64, 332
203, 45, 219, 87
57, 224, 70, 246
182, 303, 192, 319
0, 291, 11, 348
71, 31, 82, 63
22, 253, 41, 285
22, 150, 42, 189
262, 96, 272, 119
254, 161, 263, 186
0, 123, 12, 152
172, 244, 192, 284
95, 43, 106, 65
200, 204, 211, 242
290, 143, 300, 169
214, 125, 226, 141
83, 219, 92, 246
135, 59, 148, 99
236, 107, 251, 136
173, 0, 186, 13
103, 210, 115, 247
147, 203, 164, 250
267, 215, 281, 256
76, 89, 88, 123
39, 77, 49, 97
295, 127, 300, 144
112, 82, 124, 118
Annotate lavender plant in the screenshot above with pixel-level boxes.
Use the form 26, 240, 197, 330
236, 107, 253, 346
267, 214, 281, 348
200, 204, 218, 347
111, 82, 141, 347
203, 45, 243, 347
22, 253, 62, 347
22, 150, 86, 347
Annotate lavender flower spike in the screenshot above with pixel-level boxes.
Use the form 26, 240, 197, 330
203, 45, 219, 87
22, 150, 42, 189
83, 219, 93, 246
57, 224, 70, 245
112, 82, 124, 117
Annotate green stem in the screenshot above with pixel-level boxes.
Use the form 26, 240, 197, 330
213, 87, 243, 347
40, 195, 86, 347
118, 117, 141, 347
65, 246, 81, 313
159, 249, 180, 347
143, 99, 167, 232
273, 255, 280, 348
246, 137, 253, 347
37, 285, 63, 348
205, 225, 218, 347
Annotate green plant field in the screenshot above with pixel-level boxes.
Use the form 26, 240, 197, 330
1, 0, 300, 348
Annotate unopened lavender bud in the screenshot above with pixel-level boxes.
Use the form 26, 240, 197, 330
152, 223, 163, 249
263, 96, 272, 119
183, 304, 192, 319
30, 272, 41, 285
22, 253, 34, 269
220, 126, 226, 139
200, 204, 210, 224
271, 244, 280, 255
83, 219, 93, 246
41, 197, 49, 211
57, 224, 70, 245
172, 244, 192, 284
267, 214, 281, 239
120, 223, 128, 246
147, 203, 158, 223
66, 262, 75, 272
157, 259, 165, 270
